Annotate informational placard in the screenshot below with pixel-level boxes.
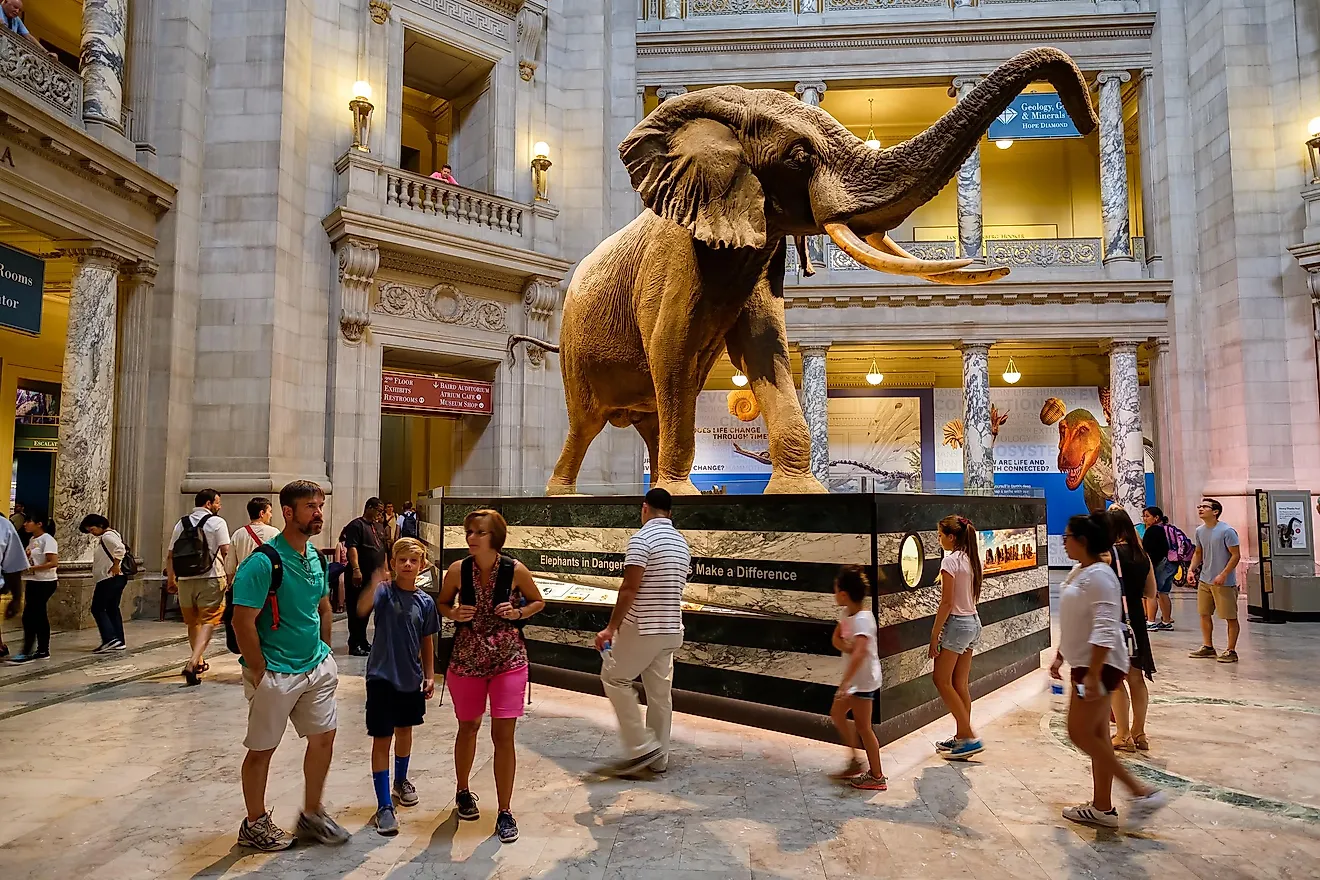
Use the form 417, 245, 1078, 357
988, 93, 1083, 141
381, 370, 492, 416
0, 242, 45, 336
1273, 499, 1308, 552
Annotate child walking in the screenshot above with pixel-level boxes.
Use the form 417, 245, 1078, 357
360, 538, 441, 836
828, 565, 886, 791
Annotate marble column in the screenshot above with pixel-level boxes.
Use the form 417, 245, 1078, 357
960, 342, 994, 492
111, 262, 155, 548
656, 86, 686, 104
1097, 71, 1134, 264
795, 83, 828, 268
953, 77, 983, 262
662, 0, 681, 19
80, 0, 129, 128
800, 0, 819, 11
54, 247, 121, 562
794, 82, 826, 107
125, 0, 155, 144
1108, 340, 1145, 513
799, 344, 830, 488
1138, 68, 1160, 267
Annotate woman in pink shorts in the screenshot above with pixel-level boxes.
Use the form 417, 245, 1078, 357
439, 509, 544, 844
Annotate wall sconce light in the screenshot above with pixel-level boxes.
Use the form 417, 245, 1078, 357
732, 368, 749, 387
1308, 117, 1320, 184
1002, 356, 1022, 384
532, 141, 552, 201
864, 98, 881, 151
995, 138, 1014, 150
865, 359, 884, 385
350, 81, 374, 153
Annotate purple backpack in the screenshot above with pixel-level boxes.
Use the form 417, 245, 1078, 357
1163, 523, 1194, 564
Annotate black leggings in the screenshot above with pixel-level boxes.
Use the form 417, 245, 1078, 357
345, 577, 372, 651
22, 581, 56, 655
91, 575, 128, 645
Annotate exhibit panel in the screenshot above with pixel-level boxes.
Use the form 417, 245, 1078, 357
423, 493, 1047, 743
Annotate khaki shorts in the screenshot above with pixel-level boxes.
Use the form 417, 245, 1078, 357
178, 576, 226, 625
242, 654, 339, 751
1197, 582, 1239, 620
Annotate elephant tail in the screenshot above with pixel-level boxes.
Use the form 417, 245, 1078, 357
507, 334, 559, 366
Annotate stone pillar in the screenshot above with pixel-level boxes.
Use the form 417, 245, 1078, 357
960, 341, 994, 491
1108, 340, 1145, 513
518, 276, 561, 486
795, 83, 828, 268
656, 86, 687, 104
1137, 68, 1160, 268
54, 247, 121, 562
800, 0, 819, 11
1147, 337, 1173, 507
80, 0, 129, 128
1097, 71, 1134, 265
111, 262, 155, 548
125, 0, 155, 144
794, 82, 826, 107
799, 344, 830, 488
953, 77, 984, 262
662, 0, 681, 19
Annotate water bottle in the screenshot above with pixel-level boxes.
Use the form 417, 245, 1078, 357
599, 639, 612, 659
1050, 679, 1067, 712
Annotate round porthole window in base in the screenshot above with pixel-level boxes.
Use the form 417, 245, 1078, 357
900, 532, 925, 589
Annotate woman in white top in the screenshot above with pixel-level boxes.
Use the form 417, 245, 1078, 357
930, 514, 985, 760
10, 509, 57, 663
80, 513, 129, 652
1051, 512, 1166, 830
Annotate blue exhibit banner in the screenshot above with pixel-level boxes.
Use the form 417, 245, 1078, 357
987, 93, 1082, 141
0, 242, 45, 336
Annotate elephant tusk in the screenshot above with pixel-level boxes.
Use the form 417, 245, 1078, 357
864, 233, 1011, 286
794, 235, 815, 276
823, 222, 972, 277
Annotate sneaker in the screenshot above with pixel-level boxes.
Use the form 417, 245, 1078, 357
348, 645, 370, 657
1217, 650, 1239, 664
393, 777, 419, 808
850, 772, 888, 791
1125, 789, 1169, 830
93, 641, 114, 654
828, 757, 864, 780
944, 738, 984, 761
598, 747, 663, 778
1146, 620, 1161, 631
6, 653, 34, 664
371, 806, 399, 837
455, 789, 480, 821
935, 738, 957, 752
110, 640, 127, 651
648, 756, 668, 773
1063, 802, 1120, 828
237, 812, 295, 851
1157, 621, 1175, 631
31, 651, 50, 661
295, 809, 350, 845
496, 810, 519, 843
1188, 645, 1217, 658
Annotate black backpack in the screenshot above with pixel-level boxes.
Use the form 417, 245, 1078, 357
223, 544, 326, 653
400, 510, 419, 539
99, 530, 138, 577
437, 555, 521, 673
171, 513, 215, 577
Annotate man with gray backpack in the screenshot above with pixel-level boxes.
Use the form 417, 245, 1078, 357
166, 489, 230, 685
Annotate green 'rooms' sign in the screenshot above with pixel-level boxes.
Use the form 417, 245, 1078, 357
0, 243, 45, 336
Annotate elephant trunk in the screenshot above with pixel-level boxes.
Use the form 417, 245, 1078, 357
855, 48, 1097, 228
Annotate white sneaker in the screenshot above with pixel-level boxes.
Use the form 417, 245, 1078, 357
1063, 802, 1120, 828
93, 642, 114, 654
1125, 789, 1169, 830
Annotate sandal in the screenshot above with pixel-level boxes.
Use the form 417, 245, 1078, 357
182, 665, 201, 687
197, 661, 210, 673
1133, 734, 1150, 751
1112, 735, 1136, 752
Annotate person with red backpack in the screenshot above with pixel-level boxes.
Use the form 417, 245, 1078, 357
1141, 506, 1192, 631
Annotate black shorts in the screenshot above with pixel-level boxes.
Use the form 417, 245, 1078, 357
366, 678, 426, 738
1070, 665, 1127, 693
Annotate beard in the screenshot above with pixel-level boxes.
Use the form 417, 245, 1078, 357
296, 519, 324, 537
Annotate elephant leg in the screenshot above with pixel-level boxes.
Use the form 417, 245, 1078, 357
633, 412, 661, 483
547, 407, 608, 496
650, 354, 701, 496
725, 287, 826, 495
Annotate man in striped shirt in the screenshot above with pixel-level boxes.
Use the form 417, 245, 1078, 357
595, 487, 691, 776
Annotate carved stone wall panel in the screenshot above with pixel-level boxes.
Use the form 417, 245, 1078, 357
410, 0, 509, 40
374, 281, 509, 332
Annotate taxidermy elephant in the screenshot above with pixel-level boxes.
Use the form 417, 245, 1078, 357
511, 47, 1097, 496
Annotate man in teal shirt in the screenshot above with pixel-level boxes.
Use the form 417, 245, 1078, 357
231, 480, 350, 850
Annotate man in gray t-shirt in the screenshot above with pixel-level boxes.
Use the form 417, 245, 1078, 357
1189, 498, 1242, 663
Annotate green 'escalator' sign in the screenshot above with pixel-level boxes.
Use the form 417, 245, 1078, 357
0, 242, 45, 336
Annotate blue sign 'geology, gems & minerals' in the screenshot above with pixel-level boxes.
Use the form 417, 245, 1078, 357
0, 242, 45, 336
987, 93, 1082, 141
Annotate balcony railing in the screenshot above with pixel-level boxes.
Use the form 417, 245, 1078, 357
0, 24, 81, 124
641, 0, 1080, 17
985, 238, 1101, 268
384, 170, 526, 238
785, 237, 1147, 278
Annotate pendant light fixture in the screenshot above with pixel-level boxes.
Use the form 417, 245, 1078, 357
1002, 357, 1021, 385
864, 98, 881, 151
732, 368, 749, 387
865, 359, 884, 385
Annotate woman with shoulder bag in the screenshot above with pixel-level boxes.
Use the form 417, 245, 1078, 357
80, 514, 131, 652
1106, 508, 1157, 753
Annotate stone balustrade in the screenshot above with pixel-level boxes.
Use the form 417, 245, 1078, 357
384, 169, 526, 238
642, 0, 1078, 17
0, 24, 83, 124
984, 237, 1102, 268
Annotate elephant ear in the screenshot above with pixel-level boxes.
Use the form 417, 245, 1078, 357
620, 100, 766, 250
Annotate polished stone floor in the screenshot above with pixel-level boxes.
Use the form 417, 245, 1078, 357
0, 595, 1317, 879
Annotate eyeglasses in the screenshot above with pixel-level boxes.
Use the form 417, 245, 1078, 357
1196, 504, 1213, 510
1062, 532, 1077, 540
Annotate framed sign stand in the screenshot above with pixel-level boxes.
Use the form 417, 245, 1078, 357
1250, 489, 1315, 624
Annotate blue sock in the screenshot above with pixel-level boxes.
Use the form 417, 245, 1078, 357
395, 754, 410, 784
373, 769, 392, 810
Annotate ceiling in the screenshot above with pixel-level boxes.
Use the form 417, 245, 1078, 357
21, 0, 81, 56
402, 31, 494, 100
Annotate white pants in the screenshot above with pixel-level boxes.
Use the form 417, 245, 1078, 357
600, 621, 683, 760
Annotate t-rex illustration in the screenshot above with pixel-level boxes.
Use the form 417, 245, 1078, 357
1054, 408, 1114, 512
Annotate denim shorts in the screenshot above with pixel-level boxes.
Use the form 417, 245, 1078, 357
1154, 559, 1175, 594
938, 613, 982, 654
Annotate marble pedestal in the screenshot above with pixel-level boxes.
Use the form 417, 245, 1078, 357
46, 566, 152, 631
425, 492, 1047, 744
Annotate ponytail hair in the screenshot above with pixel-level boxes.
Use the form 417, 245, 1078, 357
25, 509, 54, 534
1143, 505, 1167, 524
939, 514, 983, 602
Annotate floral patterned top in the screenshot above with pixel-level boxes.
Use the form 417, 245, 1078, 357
449, 559, 527, 679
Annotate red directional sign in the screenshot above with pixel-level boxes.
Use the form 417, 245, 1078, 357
381, 370, 493, 416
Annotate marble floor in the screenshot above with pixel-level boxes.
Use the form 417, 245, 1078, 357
0, 595, 1317, 879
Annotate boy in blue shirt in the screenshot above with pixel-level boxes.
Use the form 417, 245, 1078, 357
357, 537, 440, 835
